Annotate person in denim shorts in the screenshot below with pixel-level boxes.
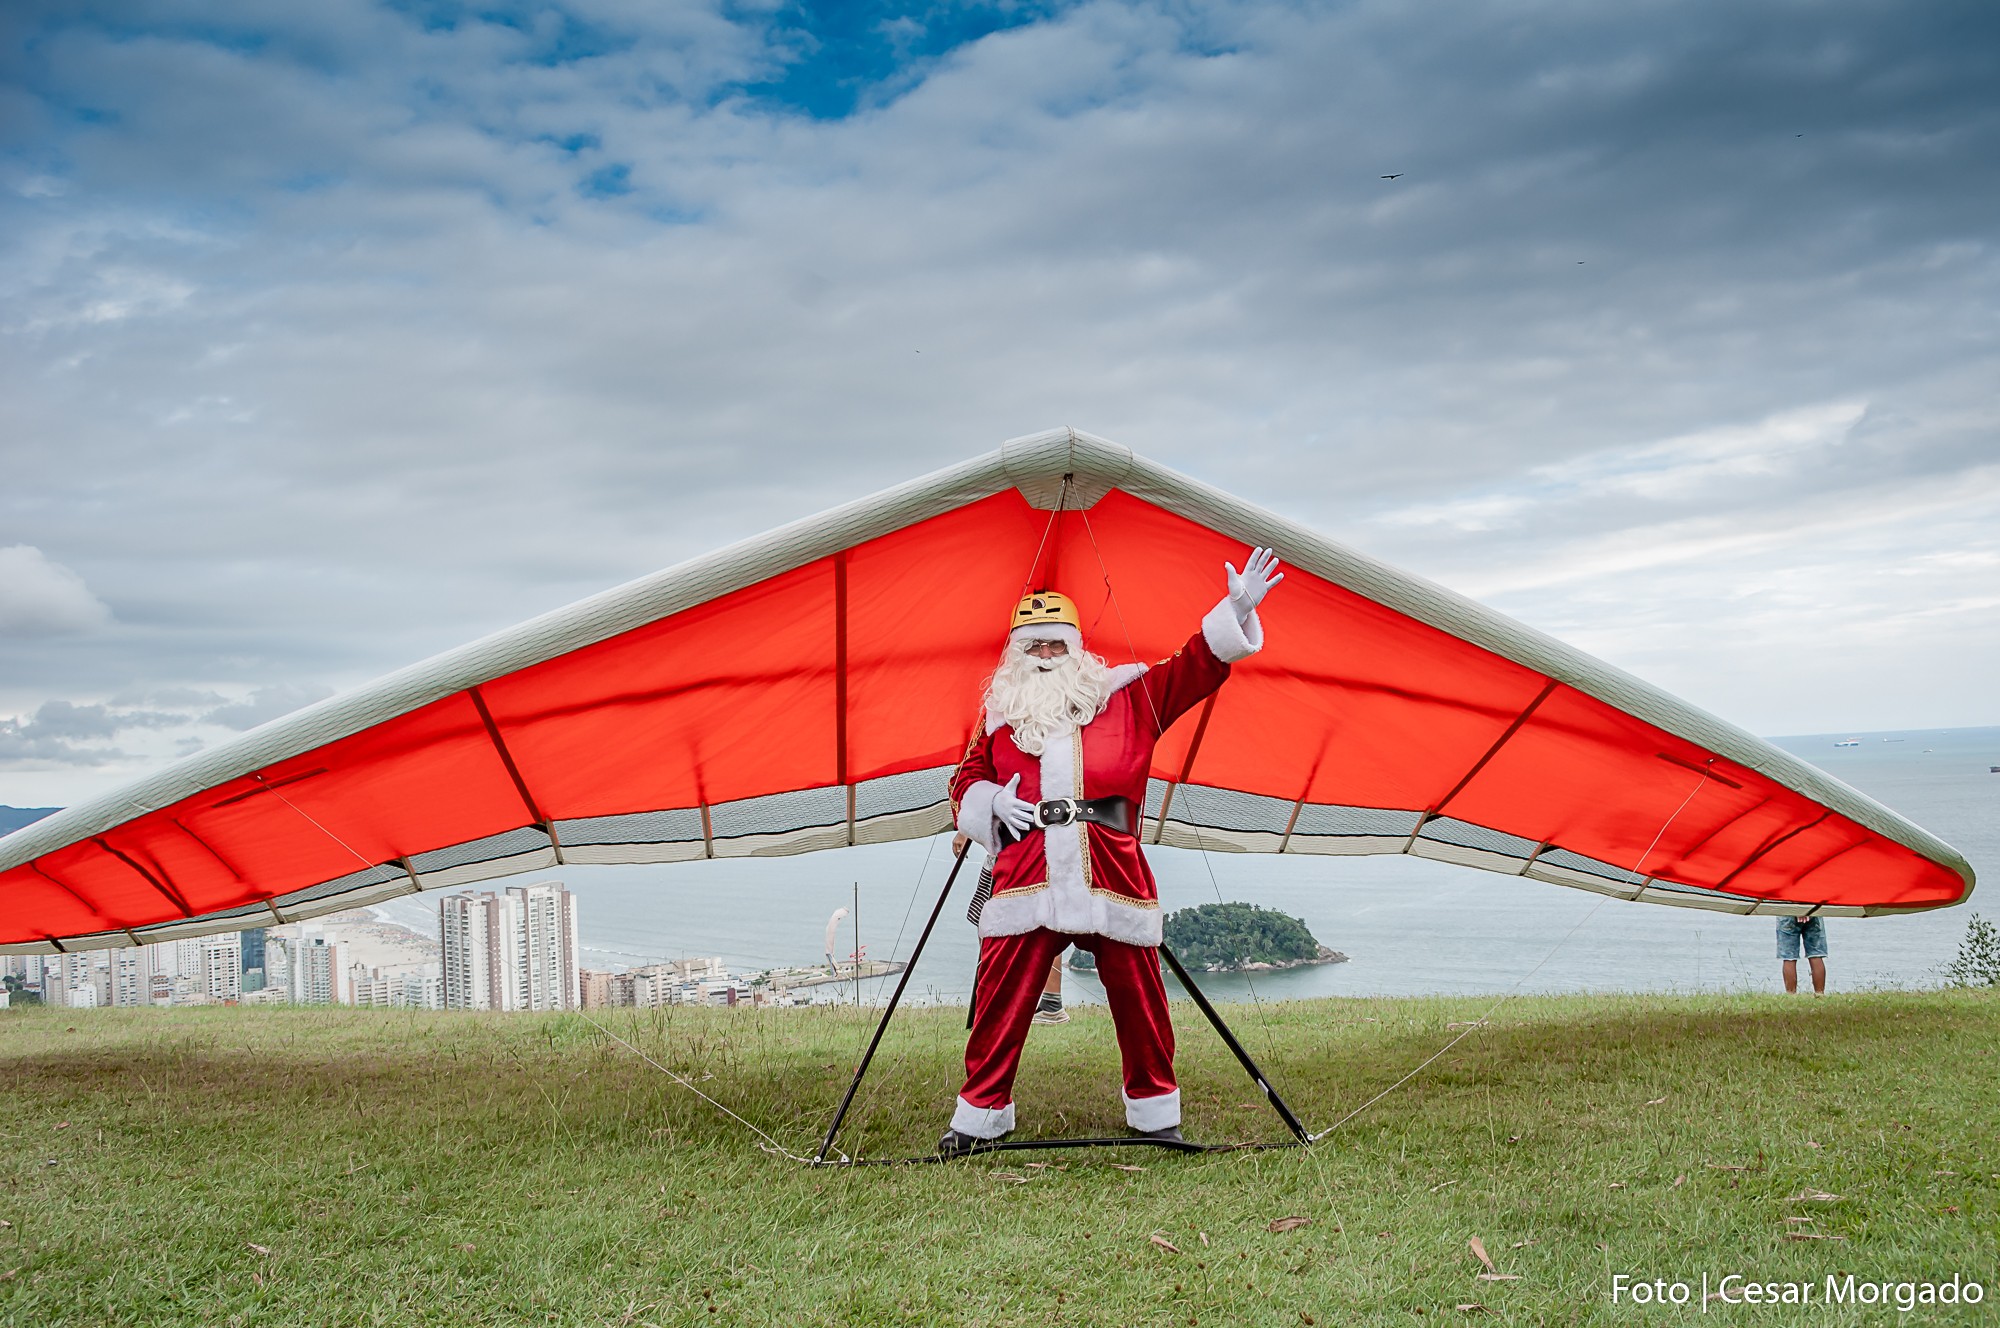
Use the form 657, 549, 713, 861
1777, 914, 1828, 994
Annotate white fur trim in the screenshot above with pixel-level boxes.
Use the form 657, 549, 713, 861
1201, 599, 1262, 663
974, 887, 1046, 938
977, 880, 1164, 945
1038, 727, 1089, 932
952, 1095, 1016, 1139
1008, 622, 1082, 652
1089, 897, 1163, 947
956, 780, 1004, 855
1123, 1087, 1181, 1131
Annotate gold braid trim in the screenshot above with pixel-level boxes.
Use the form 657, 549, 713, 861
1072, 726, 1092, 894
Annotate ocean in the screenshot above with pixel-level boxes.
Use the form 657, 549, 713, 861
373, 726, 1998, 1004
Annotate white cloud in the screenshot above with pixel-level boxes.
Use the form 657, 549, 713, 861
203, 682, 335, 731
1444, 462, 2000, 598
1377, 493, 1536, 532
1374, 399, 1870, 532
0, 546, 112, 635
1, 0, 1998, 808
1532, 400, 1869, 501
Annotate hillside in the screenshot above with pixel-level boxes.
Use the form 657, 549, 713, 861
0, 806, 58, 838
1, 992, 1994, 1324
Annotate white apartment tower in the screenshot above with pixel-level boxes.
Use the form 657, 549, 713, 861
108, 947, 152, 1007
287, 936, 348, 1005
508, 883, 581, 1011
440, 882, 579, 1012
200, 933, 242, 1003
439, 890, 515, 1010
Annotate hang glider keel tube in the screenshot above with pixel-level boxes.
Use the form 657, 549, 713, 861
811, 844, 1314, 1166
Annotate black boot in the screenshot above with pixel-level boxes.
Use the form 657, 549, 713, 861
937, 1128, 996, 1157
1135, 1124, 1184, 1144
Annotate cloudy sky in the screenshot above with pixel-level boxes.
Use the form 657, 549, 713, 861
4, 0, 1997, 808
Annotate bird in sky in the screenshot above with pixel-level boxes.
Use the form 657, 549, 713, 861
1380, 173, 1402, 179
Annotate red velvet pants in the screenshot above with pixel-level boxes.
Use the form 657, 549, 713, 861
957, 928, 1178, 1133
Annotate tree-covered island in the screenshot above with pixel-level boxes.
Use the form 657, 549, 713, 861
1070, 902, 1347, 972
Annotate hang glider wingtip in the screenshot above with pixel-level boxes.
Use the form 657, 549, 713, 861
1, 433, 1116, 874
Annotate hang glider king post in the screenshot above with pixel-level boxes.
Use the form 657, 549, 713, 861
0, 430, 1973, 1160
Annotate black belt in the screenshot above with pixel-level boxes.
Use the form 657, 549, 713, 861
1002, 796, 1134, 841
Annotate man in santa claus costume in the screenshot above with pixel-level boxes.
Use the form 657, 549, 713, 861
942, 547, 1284, 1155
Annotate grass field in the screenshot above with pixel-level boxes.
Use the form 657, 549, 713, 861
1, 990, 1994, 1325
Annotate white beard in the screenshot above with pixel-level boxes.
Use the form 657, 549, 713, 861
984, 645, 1114, 757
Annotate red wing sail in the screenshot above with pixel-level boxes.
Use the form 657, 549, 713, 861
0, 431, 1972, 952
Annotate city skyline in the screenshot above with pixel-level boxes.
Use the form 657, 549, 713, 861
4, 877, 875, 1013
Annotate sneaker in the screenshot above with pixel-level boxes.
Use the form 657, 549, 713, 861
1031, 993, 1069, 1025
937, 1128, 997, 1158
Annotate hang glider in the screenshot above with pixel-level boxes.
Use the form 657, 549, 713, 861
0, 429, 1973, 954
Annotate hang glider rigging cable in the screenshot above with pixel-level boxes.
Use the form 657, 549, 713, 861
1307, 762, 1717, 1141
1077, 504, 1288, 1068
579, 1010, 841, 1166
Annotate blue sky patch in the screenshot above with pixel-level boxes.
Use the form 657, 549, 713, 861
579, 162, 633, 197
733, 0, 1074, 119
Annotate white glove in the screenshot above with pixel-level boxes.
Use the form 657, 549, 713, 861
1226, 546, 1284, 623
993, 773, 1036, 836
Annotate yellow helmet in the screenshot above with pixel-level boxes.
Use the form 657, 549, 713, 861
1011, 590, 1080, 631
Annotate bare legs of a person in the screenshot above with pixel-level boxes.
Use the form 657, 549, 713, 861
1782, 957, 1827, 994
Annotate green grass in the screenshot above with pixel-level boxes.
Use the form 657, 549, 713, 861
2, 991, 1995, 1325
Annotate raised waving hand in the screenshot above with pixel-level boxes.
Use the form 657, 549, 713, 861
1225, 546, 1284, 623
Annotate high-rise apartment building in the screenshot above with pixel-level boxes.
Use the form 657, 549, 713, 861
439, 890, 515, 1010
170, 937, 205, 1001
239, 928, 268, 992
201, 933, 243, 1003
508, 883, 580, 1012
108, 947, 152, 1007
439, 882, 579, 1012
286, 936, 348, 1005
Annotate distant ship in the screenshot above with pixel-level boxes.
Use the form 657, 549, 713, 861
1833, 739, 1861, 748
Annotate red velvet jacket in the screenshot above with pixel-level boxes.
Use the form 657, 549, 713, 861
951, 601, 1259, 947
